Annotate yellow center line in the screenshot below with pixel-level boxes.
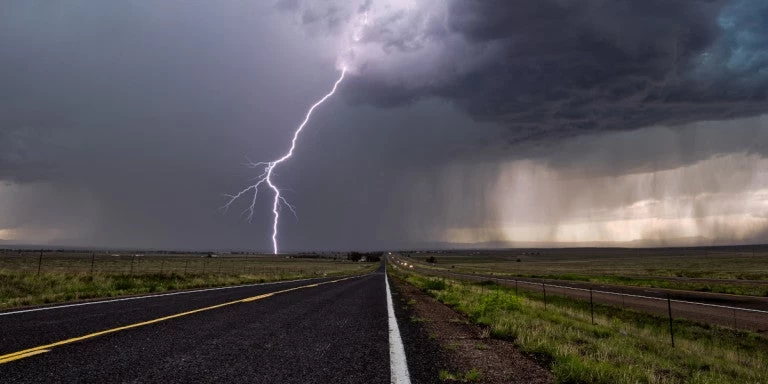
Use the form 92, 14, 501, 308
0, 276, 354, 364
0, 349, 51, 364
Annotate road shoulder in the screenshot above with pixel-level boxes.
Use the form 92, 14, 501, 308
389, 275, 553, 384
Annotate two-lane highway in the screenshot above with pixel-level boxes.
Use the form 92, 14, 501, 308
1, 264, 406, 383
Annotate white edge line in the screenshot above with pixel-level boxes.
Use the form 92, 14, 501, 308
385, 261, 412, 384
0, 274, 365, 317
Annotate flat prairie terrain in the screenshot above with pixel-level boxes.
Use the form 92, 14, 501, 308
0, 251, 376, 309
0, 250, 359, 275
410, 246, 768, 296
391, 266, 768, 384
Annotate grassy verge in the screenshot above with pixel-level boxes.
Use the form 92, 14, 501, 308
0, 263, 376, 310
391, 267, 768, 384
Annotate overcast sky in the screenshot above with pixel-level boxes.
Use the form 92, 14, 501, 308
1, 0, 767, 251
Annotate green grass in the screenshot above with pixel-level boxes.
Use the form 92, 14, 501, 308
439, 368, 482, 382
0, 255, 376, 309
0, 252, 360, 275
422, 278, 448, 291
474, 342, 489, 350
393, 267, 768, 384
412, 247, 768, 280
409, 249, 768, 296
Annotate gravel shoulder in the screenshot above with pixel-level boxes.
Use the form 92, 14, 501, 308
390, 275, 553, 384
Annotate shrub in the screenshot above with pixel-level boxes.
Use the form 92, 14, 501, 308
423, 278, 447, 291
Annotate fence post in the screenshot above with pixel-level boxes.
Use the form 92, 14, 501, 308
202, 259, 207, 274
160, 260, 165, 274
184, 260, 189, 275
515, 280, 518, 296
130, 255, 136, 274
37, 250, 43, 276
90, 253, 96, 276
542, 283, 547, 310
667, 293, 675, 347
218, 259, 222, 274
590, 287, 595, 325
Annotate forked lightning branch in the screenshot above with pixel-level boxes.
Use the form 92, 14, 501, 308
223, 68, 347, 254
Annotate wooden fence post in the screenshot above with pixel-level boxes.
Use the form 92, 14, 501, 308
667, 293, 675, 347
37, 250, 43, 276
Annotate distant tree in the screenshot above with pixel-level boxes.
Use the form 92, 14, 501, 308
426, 256, 437, 264
347, 251, 382, 262
347, 252, 363, 262
367, 252, 382, 262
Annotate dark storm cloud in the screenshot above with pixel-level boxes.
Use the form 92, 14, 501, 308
0, 1, 353, 249
0, 1, 334, 183
277, 0, 373, 30
0, 1, 494, 250
476, 115, 768, 178
0, 128, 46, 181
1, 0, 767, 250
334, 0, 768, 142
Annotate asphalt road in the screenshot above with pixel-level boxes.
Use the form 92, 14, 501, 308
0, 265, 402, 383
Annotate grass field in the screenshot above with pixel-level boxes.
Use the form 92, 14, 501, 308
0, 251, 377, 310
391, 264, 768, 384
409, 246, 768, 296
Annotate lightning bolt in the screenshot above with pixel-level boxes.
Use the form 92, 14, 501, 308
223, 68, 347, 254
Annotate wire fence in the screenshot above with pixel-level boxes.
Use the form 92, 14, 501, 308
0, 251, 350, 277
395, 258, 768, 336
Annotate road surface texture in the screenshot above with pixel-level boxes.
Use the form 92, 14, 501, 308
1, 265, 416, 383
394, 256, 768, 334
